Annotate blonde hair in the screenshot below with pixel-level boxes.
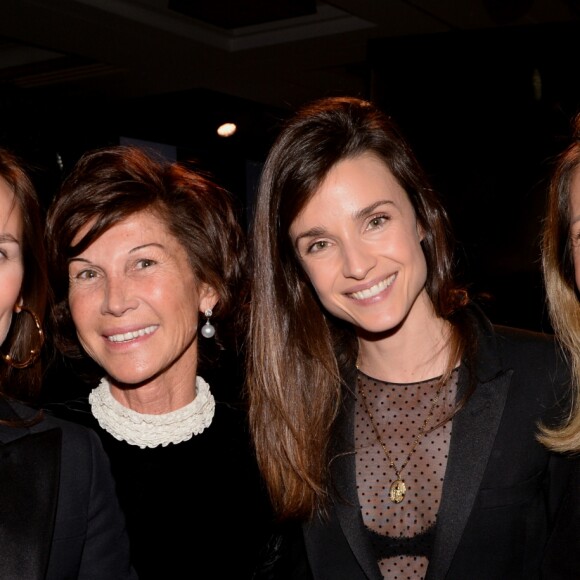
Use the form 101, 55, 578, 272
539, 113, 580, 452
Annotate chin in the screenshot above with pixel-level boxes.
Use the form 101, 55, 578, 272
357, 316, 404, 335
106, 370, 153, 388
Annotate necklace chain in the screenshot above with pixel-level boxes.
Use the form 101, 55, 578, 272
357, 369, 447, 503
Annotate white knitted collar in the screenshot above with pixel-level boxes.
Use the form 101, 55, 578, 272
89, 376, 215, 449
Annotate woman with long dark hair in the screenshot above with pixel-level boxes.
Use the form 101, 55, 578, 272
248, 96, 571, 579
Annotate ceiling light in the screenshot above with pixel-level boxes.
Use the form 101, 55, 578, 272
217, 122, 237, 137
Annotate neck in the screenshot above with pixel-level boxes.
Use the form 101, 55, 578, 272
357, 315, 454, 383
109, 371, 198, 415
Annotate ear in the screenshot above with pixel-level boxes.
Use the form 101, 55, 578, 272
416, 221, 425, 242
13, 297, 24, 313
199, 284, 219, 314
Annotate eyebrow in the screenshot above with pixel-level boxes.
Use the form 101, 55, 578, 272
69, 257, 90, 266
68, 242, 165, 264
0, 233, 19, 244
293, 226, 327, 248
293, 199, 394, 248
353, 199, 394, 221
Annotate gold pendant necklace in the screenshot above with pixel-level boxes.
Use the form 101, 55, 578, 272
357, 370, 446, 504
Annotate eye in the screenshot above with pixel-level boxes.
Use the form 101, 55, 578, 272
74, 268, 98, 280
0, 242, 20, 261
136, 258, 156, 269
367, 214, 389, 230
306, 240, 330, 254
570, 222, 580, 245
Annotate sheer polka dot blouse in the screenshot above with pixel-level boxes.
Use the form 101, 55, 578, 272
355, 367, 458, 580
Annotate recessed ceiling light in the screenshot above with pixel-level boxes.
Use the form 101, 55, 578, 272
217, 122, 237, 137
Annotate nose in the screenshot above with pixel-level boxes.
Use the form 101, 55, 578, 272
101, 275, 138, 316
341, 240, 376, 280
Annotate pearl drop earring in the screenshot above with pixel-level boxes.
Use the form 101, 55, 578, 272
201, 309, 216, 338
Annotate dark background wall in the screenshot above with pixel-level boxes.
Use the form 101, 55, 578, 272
369, 22, 580, 331
1, 3, 580, 335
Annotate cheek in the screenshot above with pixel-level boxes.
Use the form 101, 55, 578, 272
175, 296, 200, 329
68, 290, 92, 330
5, 268, 23, 305
0, 312, 14, 346
300, 262, 331, 298
406, 230, 428, 267
0, 267, 23, 346
414, 244, 429, 283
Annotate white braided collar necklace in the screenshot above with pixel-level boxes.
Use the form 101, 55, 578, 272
89, 375, 215, 449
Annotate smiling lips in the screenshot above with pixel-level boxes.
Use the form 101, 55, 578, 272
106, 325, 158, 343
349, 273, 396, 300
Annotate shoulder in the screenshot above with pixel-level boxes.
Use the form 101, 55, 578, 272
494, 323, 556, 346
22, 402, 110, 476
465, 307, 571, 408
4, 398, 98, 445
461, 305, 564, 378
492, 324, 564, 365
43, 396, 98, 430
488, 324, 571, 417
35, 409, 105, 461
463, 305, 569, 383
38, 410, 93, 437
467, 303, 561, 364
0, 402, 112, 490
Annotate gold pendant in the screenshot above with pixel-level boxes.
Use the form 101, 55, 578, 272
389, 479, 406, 503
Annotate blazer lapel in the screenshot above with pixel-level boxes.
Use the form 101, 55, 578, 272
321, 306, 509, 580
426, 312, 512, 580
0, 404, 61, 580
326, 358, 509, 580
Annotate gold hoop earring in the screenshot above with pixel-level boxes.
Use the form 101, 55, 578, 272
1, 307, 45, 369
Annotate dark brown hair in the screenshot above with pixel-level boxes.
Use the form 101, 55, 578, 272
46, 145, 247, 379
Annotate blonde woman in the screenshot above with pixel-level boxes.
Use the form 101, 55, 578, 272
540, 112, 580, 450
539, 113, 580, 579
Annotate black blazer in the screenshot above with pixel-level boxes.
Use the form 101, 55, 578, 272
542, 447, 580, 579
299, 309, 572, 580
0, 397, 137, 580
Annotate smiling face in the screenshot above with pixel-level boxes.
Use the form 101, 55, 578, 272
0, 177, 23, 347
68, 210, 217, 389
290, 153, 432, 336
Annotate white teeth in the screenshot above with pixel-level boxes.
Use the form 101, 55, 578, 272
350, 274, 396, 300
107, 325, 157, 343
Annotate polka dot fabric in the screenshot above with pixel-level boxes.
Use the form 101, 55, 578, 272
355, 367, 458, 579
